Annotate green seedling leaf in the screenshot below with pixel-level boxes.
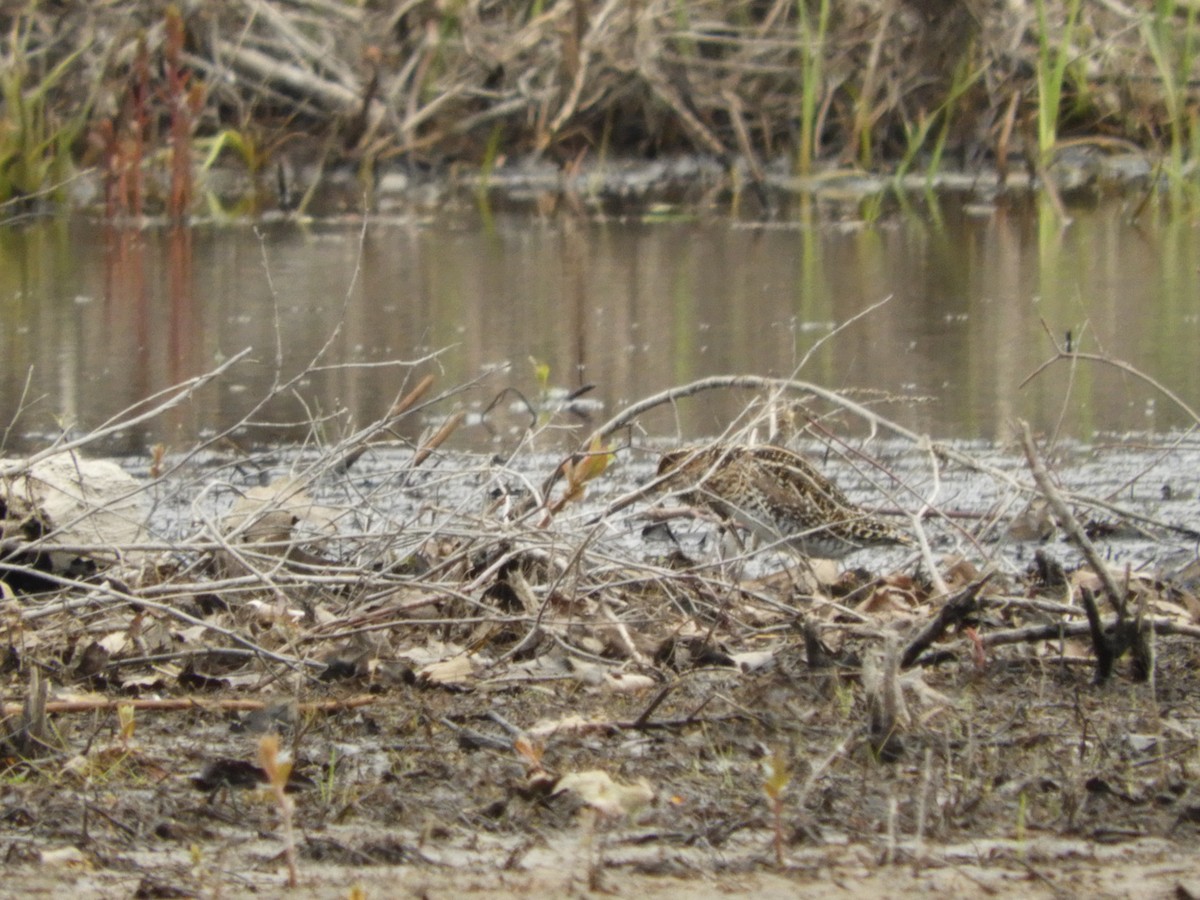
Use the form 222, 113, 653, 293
763, 747, 791, 801
530, 357, 551, 392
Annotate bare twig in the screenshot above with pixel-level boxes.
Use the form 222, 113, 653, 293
1021, 347, 1200, 428
980, 617, 1200, 649
1019, 420, 1127, 617
0, 693, 379, 718
0, 349, 252, 480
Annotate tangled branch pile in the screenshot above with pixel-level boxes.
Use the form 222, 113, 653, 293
3, 366, 1200, 888
3, 369, 1198, 727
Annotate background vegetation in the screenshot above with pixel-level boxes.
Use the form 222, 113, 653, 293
0, 0, 1198, 212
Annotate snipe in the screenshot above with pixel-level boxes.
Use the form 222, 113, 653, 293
656, 444, 910, 559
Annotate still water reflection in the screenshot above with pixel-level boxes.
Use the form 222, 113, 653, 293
1, 195, 1198, 454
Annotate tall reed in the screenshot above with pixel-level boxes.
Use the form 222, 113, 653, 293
1034, 0, 1083, 168
0, 22, 91, 207
1142, 0, 1199, 195
164, 6, 202, 222
796, 0, 832, 176
892, 55, 982, 189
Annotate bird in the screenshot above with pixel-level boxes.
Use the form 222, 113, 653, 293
655, 444, 911, 559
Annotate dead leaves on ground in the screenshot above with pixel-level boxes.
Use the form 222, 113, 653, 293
3, 444, 1200, 800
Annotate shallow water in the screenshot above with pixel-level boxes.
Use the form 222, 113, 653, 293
2, 191, 1199, 454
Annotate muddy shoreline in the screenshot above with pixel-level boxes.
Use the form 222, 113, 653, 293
4, 420, 1200, 896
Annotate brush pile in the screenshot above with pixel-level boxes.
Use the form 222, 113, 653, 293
3, 372, 1200, 890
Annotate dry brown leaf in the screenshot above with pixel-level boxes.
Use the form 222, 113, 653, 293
856, 580, 920, 616
601, 672, 656, 692
222, 478, 341, 544
553, 769, 655, 818
97, 631, 129, 655
39, 846, 89, 868
246, 598, 305, 625
1007, 499, 1057, 542
417, 654, 475, 685
528, 714, 601, 737
942, 555, 980, 589
729, 649, 775, 672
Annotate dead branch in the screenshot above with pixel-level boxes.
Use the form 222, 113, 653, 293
900, 575, 993, 668
980, 617, 1200, 649
1019, 420, 1127, 617
212, 38, 362, 114
6, 569, 321, 672
0, 693, 379, 719
1021, 349, 1200, 428
0, 349, 251, 480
